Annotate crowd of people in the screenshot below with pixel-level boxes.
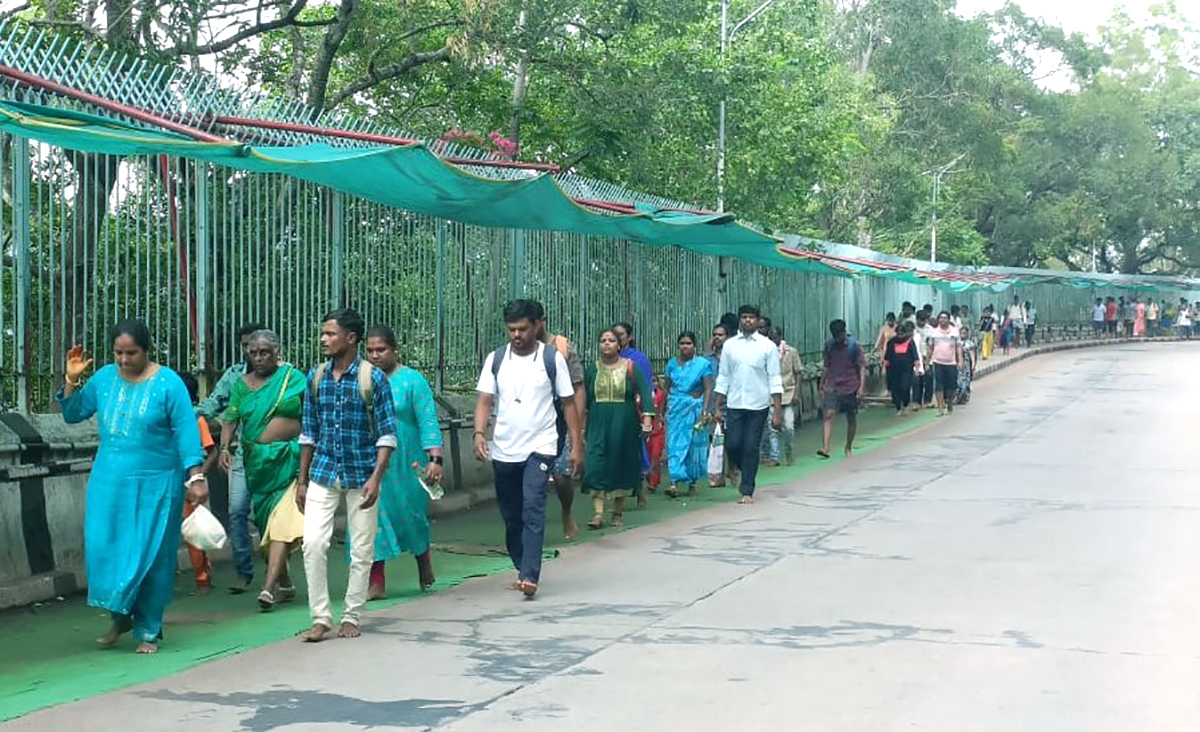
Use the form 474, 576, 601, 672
875, 300, 980, 418
1091, 296, 1200, 339
61, 289, 1185, 652
63, 311, 442, 650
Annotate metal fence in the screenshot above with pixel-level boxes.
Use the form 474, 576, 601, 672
0, 22, 1150, 412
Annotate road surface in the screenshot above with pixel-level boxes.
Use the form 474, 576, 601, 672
8, 342, 1199, 731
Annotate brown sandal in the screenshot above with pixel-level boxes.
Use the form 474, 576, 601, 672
587, 514, 605, 530
610, 513, 624, 527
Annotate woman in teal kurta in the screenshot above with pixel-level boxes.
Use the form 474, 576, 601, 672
364, 326, 444, 598
582, 328, 654, 529
663, 331, 714, 497
58, 320, 206, 654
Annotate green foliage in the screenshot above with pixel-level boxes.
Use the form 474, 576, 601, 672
13, 0, 1200, 274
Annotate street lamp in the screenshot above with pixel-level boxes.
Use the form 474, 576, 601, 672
923, 153, 965, 264
717, 0, 786, 213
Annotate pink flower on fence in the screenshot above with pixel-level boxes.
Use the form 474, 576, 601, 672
440, 129, 519, 158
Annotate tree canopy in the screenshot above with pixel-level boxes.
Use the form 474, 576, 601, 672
9, 0, 1200, 274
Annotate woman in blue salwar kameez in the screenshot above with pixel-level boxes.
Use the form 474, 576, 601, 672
663, 331, 713, 498
58, 320, 206, 654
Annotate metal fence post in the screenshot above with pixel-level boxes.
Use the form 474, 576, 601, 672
631, 242, 643, 325
194, 163, 209, 382
509, 228, 526, 298
435, 220, 447, 392
577, 235, 587, 343
13, 137, 31, 413
331, 190, 345, 307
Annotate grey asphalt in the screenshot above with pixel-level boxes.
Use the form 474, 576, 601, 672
8, 342, 1199, 731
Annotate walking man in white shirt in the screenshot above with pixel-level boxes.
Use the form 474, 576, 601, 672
474, 300, 583, 597
714, 305, 783, 505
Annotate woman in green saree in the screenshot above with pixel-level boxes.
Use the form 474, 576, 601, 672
219, 330, 307, 611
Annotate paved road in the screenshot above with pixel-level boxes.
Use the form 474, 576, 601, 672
8, 343, 1199, 731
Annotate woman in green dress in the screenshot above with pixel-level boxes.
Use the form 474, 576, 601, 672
364, 325, 444, 598
219, 330, 307, 611
583, 328, 654, 529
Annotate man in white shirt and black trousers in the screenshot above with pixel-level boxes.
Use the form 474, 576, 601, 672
714, 304, 783, 505
474, 300, 584, 598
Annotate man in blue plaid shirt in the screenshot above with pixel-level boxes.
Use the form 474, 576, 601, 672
297, 308, 397, 643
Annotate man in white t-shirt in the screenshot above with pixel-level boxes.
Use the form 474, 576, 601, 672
474, 299, 582, 598
1007, 297, 1026, 348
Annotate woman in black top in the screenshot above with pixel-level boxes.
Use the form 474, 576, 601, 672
884, 322, 920, 415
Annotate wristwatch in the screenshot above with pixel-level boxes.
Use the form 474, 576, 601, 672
429, 455, 444, 466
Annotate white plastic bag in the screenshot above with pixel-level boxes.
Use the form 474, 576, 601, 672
182, 504, 228, 551
707, 423, 725, 476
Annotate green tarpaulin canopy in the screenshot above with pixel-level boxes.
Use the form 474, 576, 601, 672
2, 100, 1198, 293
0, 100, 798, 262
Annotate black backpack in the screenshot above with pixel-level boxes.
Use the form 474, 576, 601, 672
489, 342, 566, 455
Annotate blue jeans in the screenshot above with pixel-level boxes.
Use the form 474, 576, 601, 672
228, 454, 255, 581
493, 454, 553, 584
725, 408, 769, 496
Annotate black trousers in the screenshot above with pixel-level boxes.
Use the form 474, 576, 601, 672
724, 408, 769, 497
889, 368, 913, 411
912, 370, 934, 406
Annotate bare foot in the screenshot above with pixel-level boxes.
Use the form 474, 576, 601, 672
518, 579, 538, 598
737, 495, 754, 505
338, 622, 361, 638
367, 583, 386, 601
563, 518, 579, 541
844, 447, 854, 458
300, 623, 332, 643
96, 619, 131, 648
417, 554, 436, 591
135, 641, 159, 654
190, 584, 212, 597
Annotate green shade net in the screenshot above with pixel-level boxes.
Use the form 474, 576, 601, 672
2, 100, 1198, 292
0, 101, 786, 258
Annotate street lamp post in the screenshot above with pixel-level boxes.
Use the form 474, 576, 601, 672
924, 153, 965, 264
717, 0, 786, 213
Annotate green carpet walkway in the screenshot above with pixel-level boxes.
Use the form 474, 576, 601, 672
0, 405, 938, 722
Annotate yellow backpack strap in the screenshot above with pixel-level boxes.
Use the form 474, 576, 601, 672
358, 361, 376, 437
310, 361, 329, 402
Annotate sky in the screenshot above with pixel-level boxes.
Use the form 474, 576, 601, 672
955, 0, 1198, 35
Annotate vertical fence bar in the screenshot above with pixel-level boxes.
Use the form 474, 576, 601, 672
330, 189, 344, 307
435, 219, 447, 392
194, 163, 209, 381
13, 137, 32, 412
509, 228, 526, 298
